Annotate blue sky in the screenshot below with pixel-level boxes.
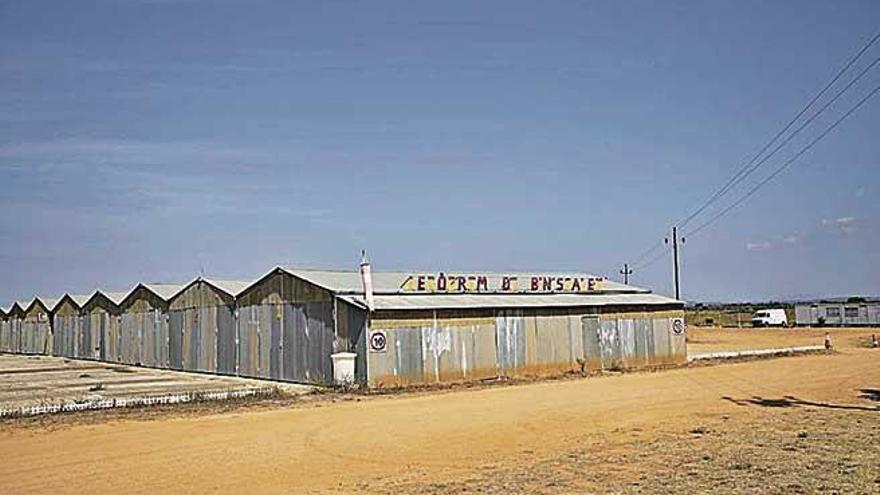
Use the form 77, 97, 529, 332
1, 0, 878, 303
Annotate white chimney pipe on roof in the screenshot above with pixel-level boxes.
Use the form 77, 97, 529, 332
359, 250, 374, 311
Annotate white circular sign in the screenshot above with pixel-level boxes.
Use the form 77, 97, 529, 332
369, 331, 387, 352
673, 318, 685, 335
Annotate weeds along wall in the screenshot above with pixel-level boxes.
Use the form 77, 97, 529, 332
366, 306, 686, 388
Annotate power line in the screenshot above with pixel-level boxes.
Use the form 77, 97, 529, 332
684, 81, 880, 239
683, 53, 880, 227
622, 28, 880, 290
631, 238, 664, 266
633, 245, 667, 271
676, 29, 880, 230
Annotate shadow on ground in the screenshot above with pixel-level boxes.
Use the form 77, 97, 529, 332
722, 393, 879, 412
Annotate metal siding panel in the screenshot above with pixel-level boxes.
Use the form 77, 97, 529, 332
0, 320, 8, 352
258, 305, 272, 378
185, 309, 198, 371
633, 318, 650, 366
236, 308, 248, 376
285, 303, 306, 382
159, 310, 170, 368
347, 307, 368, 382
237, 309, 252, 377
581, 316, 602, 371
52, 318, 62, 356
617, 319, 635, 368
430, 326, 456, 382
652, 318, 672, 365
270, 304, 282, 380
495, 310, 525, 375
599, 318, 620, 369
217, 306, 236, 375
312, 301, 336, 384
79, 316, 90, 359
98, 314, 107, 361
169, 311, 183, 370
393, 327, 423, 384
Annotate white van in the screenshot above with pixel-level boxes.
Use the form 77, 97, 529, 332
752, 309, 788, 327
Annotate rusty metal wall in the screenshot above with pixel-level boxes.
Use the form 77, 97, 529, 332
234, 271, 338, 385
21, 318, 51, 355
165, 282, 236, 374
52, 314, 80, 358
234, 301, 335, 384
0, 318, 9, 352
236, 304, 262, 377
12, 317, 22, 353
495, 310, 526, 375
1, 318, 10, 352
217, 307, 236, 374
119, 313, 144, 365
118, 309, 170, 368
367, 307, 686, 387
368, 311, 498, 387
168, 310, 183, 370
166, 305, 234, 374
79, 310, 120, 362
588, 313, 685, 370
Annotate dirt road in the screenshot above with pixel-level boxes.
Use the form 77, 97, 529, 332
1, 348, 877, 494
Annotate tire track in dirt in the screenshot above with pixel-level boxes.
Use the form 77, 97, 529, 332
1, 350, 878, 494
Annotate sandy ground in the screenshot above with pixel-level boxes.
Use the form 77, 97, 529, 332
687, 326, 878, 354
0, 353, 312, 413
0, 334, 877, 494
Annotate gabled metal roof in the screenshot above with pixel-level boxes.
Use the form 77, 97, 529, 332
339, 292, 682, 311
141, 283, 188, 301
32, 296, 60, 312
82, 290, 129, 309
103, 291, 129, 306
50, 293, 94, 312
202, 278, 255, 297
6, 302, 26, 315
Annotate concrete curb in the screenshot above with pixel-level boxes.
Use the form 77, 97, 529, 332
688, 345, 826, 363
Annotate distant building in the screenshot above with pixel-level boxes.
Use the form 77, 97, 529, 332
795, 299, 880, 327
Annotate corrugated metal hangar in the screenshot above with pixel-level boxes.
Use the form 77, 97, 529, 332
0, 262, 686, 387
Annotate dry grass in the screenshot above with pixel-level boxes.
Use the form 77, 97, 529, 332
377, 398, 880, 494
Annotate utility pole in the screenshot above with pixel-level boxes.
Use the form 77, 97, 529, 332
665, 227, 685, 300
620, 263, 633, 285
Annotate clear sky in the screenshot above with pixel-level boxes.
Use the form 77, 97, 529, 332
1, 0, 878, 304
